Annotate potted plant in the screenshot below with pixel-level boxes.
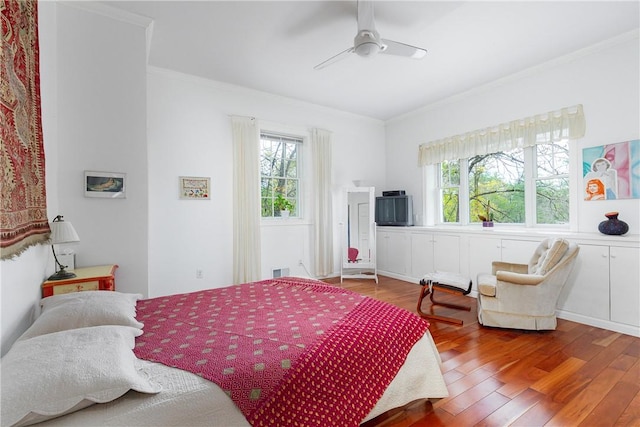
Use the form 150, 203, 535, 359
478, 200, 494, 227
274, 193, 293, 218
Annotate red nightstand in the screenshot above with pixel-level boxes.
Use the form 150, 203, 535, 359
42, 265, 118, 297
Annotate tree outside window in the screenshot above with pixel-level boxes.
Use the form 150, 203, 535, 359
439, 140, 569, 225
260, 133, 301, 218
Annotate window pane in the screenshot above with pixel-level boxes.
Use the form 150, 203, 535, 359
536, 177, 569, 224
261, 178, 274, 197
440, 160, 460, 186
537, 140, 569, 178
442, 188, 459, 223
260, 133, 301, 218
261, 197, 273, 217
285, 180, 297, 197
469, 150, 525, 223
439, 160, 460, 223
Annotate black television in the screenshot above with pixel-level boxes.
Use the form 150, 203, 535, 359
375, 195, 414, 226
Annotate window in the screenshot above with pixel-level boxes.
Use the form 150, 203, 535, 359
440, 160, 460, 223
535, 140, 569, 224
439, 140, 569, 226
260, 132, 301, 218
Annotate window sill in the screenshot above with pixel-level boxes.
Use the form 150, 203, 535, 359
261, 218, 312, 227
377, 224, 640, 244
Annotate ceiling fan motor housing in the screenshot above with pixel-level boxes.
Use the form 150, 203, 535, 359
354, 30, 382, 57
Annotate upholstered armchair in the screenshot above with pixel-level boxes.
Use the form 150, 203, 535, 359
476, 238, 579, 331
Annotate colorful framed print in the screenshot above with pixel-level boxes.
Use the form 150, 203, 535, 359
84, 171, 126, 199
582, 139, 640, 200
179, 176, 210, 200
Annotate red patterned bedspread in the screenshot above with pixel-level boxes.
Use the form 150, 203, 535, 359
134, 278, 429, 426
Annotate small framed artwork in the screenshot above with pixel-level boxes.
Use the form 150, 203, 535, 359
179, 176, 210, 200
84, 171, 126, 198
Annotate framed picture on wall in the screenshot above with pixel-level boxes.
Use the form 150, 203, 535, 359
582, 139, 640, 201
84, 171, 126, 198
179, 176, 210, 200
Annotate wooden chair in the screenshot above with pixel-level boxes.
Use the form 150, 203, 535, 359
417, 271, 473, 325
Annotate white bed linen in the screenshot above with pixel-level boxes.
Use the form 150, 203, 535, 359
34, 332, 448, 426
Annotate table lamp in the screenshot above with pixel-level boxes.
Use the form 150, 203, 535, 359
47, 215, 80, 280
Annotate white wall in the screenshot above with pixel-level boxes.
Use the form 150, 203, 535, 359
55, 4, 149, 296
385, 32, 640, 234
1, 2, 149, 354
147, 68, 386, 296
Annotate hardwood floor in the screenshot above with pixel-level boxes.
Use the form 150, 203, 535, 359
322, 275, 640, 427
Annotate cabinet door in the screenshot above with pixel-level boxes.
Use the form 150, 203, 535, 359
377, 231, 409, 275
410, 233, 434, 279
377, 231, 390, 272
501, 239, 541, 264
468, 236, 502, 287
558, 244, 610, 320
386, 232, 410, 275
434, 234, 461, 273
610, 246, 640, 326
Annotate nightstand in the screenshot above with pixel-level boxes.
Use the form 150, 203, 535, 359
42, 265, 118, 297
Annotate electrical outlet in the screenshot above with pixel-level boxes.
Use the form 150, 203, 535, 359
196, 269, 203, 279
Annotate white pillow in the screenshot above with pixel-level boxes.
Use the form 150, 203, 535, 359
19, 291, 144, 340
1, 325, 161, 427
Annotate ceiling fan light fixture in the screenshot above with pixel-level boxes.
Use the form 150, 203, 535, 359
355, 42, 380, 57
354, 30, 381, 57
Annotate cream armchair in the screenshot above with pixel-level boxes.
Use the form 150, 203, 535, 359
476, 238, 579, 330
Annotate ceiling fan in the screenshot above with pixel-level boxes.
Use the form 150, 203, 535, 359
314, 0, 427, 70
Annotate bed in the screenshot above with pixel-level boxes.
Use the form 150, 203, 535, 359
1, 277, 448, 427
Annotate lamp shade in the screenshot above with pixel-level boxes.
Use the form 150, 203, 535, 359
50, 218, 80, 244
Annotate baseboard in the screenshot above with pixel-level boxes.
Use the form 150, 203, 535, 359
556, 310, 640, 338
377, 270, 417, 284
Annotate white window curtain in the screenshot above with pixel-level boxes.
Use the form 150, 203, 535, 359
231, 116, 261, 284
418, 104, 586, 165
311, 128, 333, 277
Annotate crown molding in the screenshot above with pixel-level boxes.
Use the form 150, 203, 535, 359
58, 1, 152, 28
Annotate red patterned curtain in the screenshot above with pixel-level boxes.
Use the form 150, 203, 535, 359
1, 0, 50, 259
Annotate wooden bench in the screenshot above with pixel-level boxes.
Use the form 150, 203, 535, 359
417, 271, 473, 325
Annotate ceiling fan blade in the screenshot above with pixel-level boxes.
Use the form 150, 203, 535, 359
381, 38, 427, 59
357, 0, 375, 32
313, 47, 354, 70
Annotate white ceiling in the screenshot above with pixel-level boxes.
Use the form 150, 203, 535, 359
103, 1, 639, 121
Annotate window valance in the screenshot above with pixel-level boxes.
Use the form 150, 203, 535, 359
418, 104, 585, 166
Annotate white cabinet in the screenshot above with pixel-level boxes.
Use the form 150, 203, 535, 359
558, 244, 610, 321
410, 233, 434, 279
468, 236, 501, 290
376, 226, 639, 336
378, 230, 460, 279
559, 244, 639, 328
377, 230, 410, 275
410, 233, 460, 279
610, 246, 640, 326
501, 239, 541, 264
434, 234, 461, 273
468, 236, 540, 292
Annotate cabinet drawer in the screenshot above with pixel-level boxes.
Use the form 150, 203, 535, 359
52, 281, 100, 295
